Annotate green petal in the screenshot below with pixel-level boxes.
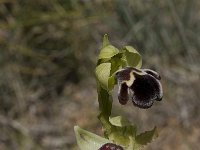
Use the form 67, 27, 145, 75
123, 46, 142, 68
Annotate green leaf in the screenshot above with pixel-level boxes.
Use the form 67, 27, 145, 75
108, 125, 137, 147
99, 45, 119, 60
127, 136, 135, 150
96, 63, 111, 90
134, 127, 158, 149
74, 126, 110, 150
102, 34, 110, 48
109, 116, 131, 127
123, 46, 142, 68
109, 130, 130, 147
98, 115, 137, 148
98, 113, 112, 137
97, 85, 113, 118
108, 116, 134, 147
108, 75, 116, 91
104, 116, 137, 148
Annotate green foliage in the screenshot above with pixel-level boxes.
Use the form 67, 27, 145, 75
75, 35, 158, 150
74, 126, 110, 150
97, 84, 113, 117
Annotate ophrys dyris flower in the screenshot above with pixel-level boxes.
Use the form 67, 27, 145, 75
116, 67, 163, 108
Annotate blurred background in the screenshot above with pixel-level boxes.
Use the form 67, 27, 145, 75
0, 0, 200, 150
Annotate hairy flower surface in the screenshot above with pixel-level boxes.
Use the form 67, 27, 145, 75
116, 67, 163, 108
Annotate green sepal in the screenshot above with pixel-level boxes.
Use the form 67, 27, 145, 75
102, 34, 110, 48
98, 34, 120, 62
95, 62, 111, 90
74, 126, 110, 150
98, 45, 119, 60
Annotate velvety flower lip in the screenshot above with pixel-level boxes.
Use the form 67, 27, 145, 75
143, 69, 161, 80
116, 67, 163, 109
116, 67, 133, 82
118, 83, 129, 105
98, 143, 124, 150
130, 72, 162, 108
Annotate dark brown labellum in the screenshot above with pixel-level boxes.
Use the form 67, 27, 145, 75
116, 67, 163, 109
118, 83, 129, 105
116, 67, 132, 82
98, 143, 124, 150
130, 73, 162, 108
143, 69, 161, 80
